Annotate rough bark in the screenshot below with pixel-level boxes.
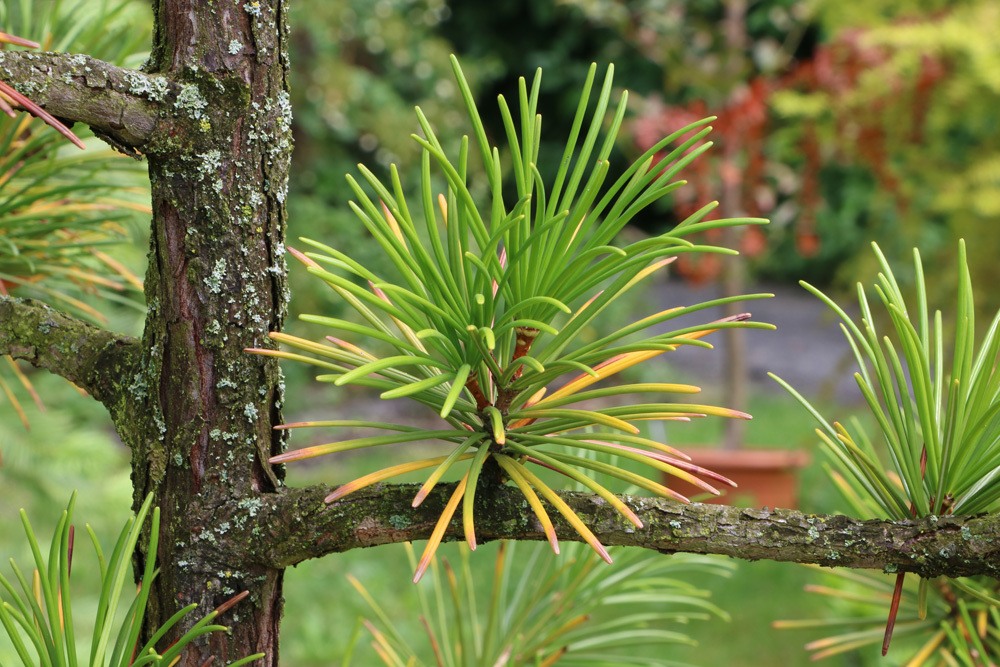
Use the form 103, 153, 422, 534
2, 0, 1000, 664
0, 296, 139, 407
0, 51, 167, 152
247, 484, 1000, 580
116, 1, 292, 665
0, 3, 292, 661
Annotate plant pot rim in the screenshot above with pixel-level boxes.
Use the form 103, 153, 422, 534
682, 447, 810, 470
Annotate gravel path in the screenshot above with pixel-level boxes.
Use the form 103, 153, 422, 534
648, 279, 862, 404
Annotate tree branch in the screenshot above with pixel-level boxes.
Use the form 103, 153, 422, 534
0, 296, 139, 407
0, 51, 168, 150
246, 483, 1000, 579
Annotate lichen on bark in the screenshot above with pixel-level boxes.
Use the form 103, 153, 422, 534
0, 50, 171, 151
0, 296, 139, 406
118, 1, 293, 663
245, 485, 1000, 580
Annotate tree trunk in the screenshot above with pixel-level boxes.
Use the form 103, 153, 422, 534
123, 1, 291, 663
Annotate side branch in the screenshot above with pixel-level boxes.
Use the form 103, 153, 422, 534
0, 51, 167, 150
0, 296, 139, 406
248, 484, 1000, 579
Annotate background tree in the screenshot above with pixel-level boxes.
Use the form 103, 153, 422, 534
1, 1, 999, 665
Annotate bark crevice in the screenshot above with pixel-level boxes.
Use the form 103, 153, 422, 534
122, 1, 292, 663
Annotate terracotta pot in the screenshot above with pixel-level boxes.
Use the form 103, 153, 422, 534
671, 448, 810, 509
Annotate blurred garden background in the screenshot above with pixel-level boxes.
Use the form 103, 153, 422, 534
2, 0, 999, 664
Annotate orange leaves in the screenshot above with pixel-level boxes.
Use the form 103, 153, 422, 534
413, 474, 468, 582
0, 79, 84, 149
0, 31, 39, 49
324, 454, 473, 504
537, 349, 669, 406
533, 313, 746, 411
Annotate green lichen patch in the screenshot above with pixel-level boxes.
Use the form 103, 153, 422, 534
174, 83, 208, 119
